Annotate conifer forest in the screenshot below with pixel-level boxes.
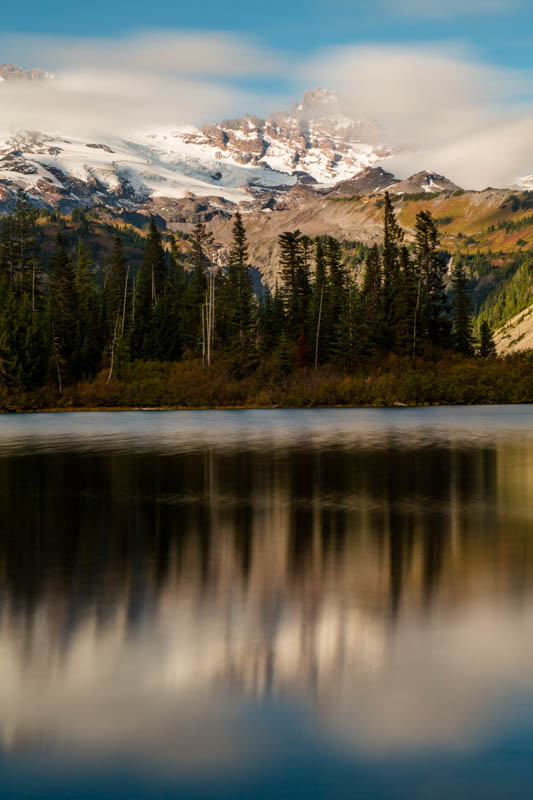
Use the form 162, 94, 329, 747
1, 191, 532, 411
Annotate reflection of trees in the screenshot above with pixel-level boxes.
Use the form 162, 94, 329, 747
0, 437, 531, 691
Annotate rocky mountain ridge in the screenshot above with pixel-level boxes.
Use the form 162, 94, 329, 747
0, 63, 53, 82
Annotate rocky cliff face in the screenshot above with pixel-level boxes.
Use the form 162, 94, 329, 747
187, 89, 393, 185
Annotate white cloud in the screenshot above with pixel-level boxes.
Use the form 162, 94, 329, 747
302, 43, 533, 188
0, 31, 288, 137
0, 30, 281, 78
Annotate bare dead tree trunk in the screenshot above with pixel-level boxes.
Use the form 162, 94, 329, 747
32, 262, 36, 315
99, 271, 108, 327
52, 327, 63, 397
201, 302, 206, 368
208, 270, 215, 366
207, 281, 212, 367
121, 265, 130, 336
132, 273, 136, 325
314, 285, 324, 370
412, 265, 423, 362
107, 313, 120, 383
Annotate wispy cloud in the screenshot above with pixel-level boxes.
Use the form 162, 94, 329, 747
0, 30, 282, 78
0, 30, 289, 136
302, 43, 533, 187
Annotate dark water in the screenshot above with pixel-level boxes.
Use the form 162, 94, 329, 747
1, 407, 533, 799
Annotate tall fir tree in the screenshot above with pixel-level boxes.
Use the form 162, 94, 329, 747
75, 240, 101, 378
332, 276, 364, 370
413, 211, 450, 355
224, 212, 254, 350
279, 230, 305, 339
451, 260, 474, 356
362, 244, 382, 354
48, 234, 78, 387
183, 221, 213, 354
131, 219, 166, 358
379, 193, 403, 351
394, 246, 417, 356
162, 236, 186, 361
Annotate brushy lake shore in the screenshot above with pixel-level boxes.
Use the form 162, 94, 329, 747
2, 354, 533, 413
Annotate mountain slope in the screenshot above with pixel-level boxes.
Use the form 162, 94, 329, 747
495, 305, 533, 353
0, 131, 252, 211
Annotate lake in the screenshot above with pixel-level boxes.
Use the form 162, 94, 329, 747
1, 406, 533, 799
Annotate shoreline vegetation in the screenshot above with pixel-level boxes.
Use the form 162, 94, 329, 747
1, 190, 532, 413
2, 354, 532, 412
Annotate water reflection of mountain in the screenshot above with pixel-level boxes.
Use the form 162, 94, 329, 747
1, 430, 533, 758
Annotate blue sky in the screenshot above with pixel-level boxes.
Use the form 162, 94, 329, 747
1, 0, 530, 70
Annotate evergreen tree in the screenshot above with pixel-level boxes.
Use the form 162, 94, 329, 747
75, 240, 100, 378
162, 236, 186, 361
451, 260, 474, 356
413, 211, 450, 355
224, 212, 254, 350
394, 246, 417, 356
48, 234, 78, 387
332, 277, 364, 369
0, 281, 48, 390
362, 244, 382, 353
107, 234, 128, 331
380, 193, 403, 351
184, 221, 212, 353
0, 191, 40, 305
131, 219, 166, 357
311, 237, 329, 366
279, 230, 305, 338
479, 320, 496, 358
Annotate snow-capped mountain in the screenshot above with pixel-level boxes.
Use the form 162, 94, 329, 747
0, 74, 395, 211
389, 171, 462, 195
150, 89, 393, 188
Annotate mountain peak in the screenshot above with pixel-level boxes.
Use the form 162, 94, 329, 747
389, 171, 462, 195
292, 89, 340, 117
0, 64, 54, 83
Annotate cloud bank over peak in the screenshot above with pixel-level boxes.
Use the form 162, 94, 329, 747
0, 31, 287, 137
0, 30, 532, 189
302, 43, 533, 188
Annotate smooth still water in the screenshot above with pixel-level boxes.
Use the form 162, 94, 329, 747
1, 407, 533, 799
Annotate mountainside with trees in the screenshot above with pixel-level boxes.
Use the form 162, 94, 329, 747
2, 189, 531, 412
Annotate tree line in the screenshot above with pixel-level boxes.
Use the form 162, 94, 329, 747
0, 191, 496, 396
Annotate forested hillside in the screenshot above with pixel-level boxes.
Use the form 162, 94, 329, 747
1, 190, 532, 411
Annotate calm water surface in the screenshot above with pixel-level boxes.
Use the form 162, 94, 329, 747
1, 406, 533, 799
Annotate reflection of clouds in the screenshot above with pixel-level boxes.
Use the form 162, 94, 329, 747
1, 581, 533, 766
326, 603, 533, 753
